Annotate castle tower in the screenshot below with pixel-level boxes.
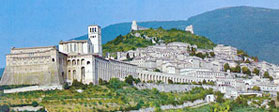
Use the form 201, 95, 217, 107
185, 25, 194, 34
88, 25, 102, 56
131, 20, 138, 31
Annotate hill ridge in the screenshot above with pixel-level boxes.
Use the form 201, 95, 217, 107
71, 6, 279, 64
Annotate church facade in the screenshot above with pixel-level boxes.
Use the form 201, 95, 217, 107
0, 25, 137, 86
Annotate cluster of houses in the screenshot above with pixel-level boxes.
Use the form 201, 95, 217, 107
115, 29, 279, 98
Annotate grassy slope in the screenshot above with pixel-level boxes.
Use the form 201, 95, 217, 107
102, 28, 215, 56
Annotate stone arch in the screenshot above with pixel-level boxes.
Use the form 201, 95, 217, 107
72, 59, 76, 65
156, 76, 158, 81
77, 59, 80, 65
73, 70, 76, 80
87, 61, 91, 65
81, 59, 85, 65
81, 67, 85, 82
67, 60, 71, 66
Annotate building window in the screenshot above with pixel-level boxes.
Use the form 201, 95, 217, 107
52, 58, 55, 62
68, 70, 71, 80
87, 61, 90, 65
67, 60, 71, 65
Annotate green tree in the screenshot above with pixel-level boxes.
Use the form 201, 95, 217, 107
234, 96, 248, 106
244, 59, 251, 63
134, 78, 141, 84
264, 71, 270, 78
242, 67, 251, 75
196, 52, 205, 59
263, 71, 273, 81
251, 86, 261, 91
99, 78, 108, 85
72, 79, 86, 89
231, 65, 241, 73
268, 100, 276, 108
202, 80, 207, 84
269, 76, 274, 81
209, 52, 215, 57
168, 79, 173, 84
154, 68, 161, 72
32, 101, 39, 107
63, 83, 70, 90
237, 50, 249, 57
107, 78, 126, 90
224, 63, 230, 72
252, 68, 260, 75
125, 75, 134, 85
214, 91, 224, 103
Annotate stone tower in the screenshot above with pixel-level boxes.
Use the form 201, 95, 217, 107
88, 25, 102, 56
185, 25, 194, 34
131, 20, 138, 31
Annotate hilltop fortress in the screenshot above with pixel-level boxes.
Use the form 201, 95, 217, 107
0, 25, 137, 86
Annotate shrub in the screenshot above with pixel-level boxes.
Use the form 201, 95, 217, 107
251, 86, 261, 91
224, 63, 230, 72
32, 101, 39, 107
71, 79, 86, 89
107, 78, 126, 90
99, 78, 108, 85
134, 78, 141, 84
125, 75, 134, 85
168, 79, 173, 84
0, 105, 9, 112
63, 83, 70, 90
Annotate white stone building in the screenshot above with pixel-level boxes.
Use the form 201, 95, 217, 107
130, 20, 149, 31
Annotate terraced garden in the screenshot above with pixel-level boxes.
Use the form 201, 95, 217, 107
0, 78, 213, 111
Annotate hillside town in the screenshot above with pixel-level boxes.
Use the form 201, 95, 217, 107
1, 21, 279, 111
114, 21, 279, 99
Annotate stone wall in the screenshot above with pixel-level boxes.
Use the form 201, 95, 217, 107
0, 47, 66, 86
4, 85, 63, 94
135, 83, 217, 92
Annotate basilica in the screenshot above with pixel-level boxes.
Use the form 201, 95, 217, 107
0, 25, 137, 86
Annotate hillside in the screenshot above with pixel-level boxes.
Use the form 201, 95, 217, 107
102, 28, 215, 56
187, 6, 279, 64
72, 6, 279, 64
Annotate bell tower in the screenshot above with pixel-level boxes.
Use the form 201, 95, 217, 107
88, 25, 102, 56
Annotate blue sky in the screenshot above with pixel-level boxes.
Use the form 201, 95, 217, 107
0, 0, 279, 67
